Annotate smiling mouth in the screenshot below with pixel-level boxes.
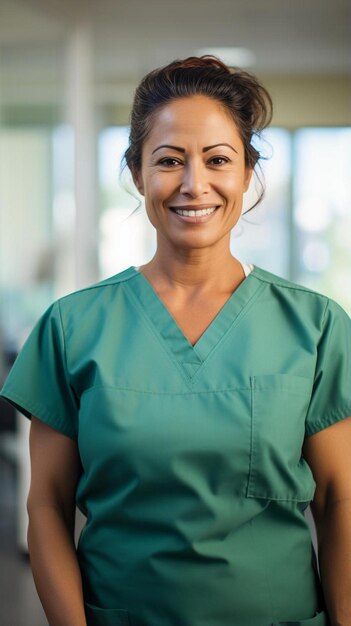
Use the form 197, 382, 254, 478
170, 206, 220, 217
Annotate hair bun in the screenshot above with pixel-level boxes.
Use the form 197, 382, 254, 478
166, 55, 232, 74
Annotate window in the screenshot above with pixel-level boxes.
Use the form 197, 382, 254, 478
0, 128, 54, 353
98, 127, 155, 277
293, 128, 351, 311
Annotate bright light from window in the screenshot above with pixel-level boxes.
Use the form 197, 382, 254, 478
294, 196, 333, 233
98, 127, 155, 277
294, 127, 351, 311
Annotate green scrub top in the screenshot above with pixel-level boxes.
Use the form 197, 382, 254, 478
1, 265, 351, 626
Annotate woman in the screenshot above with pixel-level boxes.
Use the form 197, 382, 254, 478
1, 56, 351, 626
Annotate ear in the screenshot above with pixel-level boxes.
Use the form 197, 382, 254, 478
131, 167, 145, 196
243, 167, 254, 192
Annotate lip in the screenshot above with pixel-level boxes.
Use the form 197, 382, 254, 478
169, 205, 221, 224
169, 205, 220, 210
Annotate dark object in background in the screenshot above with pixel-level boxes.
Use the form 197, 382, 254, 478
0, 396, 16, 432
0, 348, 18, 432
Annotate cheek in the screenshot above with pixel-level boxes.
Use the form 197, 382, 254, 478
145, 175, 172, 204
143, 177, 173, 227
221, 173, 246, 198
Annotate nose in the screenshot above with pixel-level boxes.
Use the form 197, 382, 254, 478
179, 160, 210, 197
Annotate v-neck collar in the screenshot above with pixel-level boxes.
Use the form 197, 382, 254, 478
125, 265, 263, 382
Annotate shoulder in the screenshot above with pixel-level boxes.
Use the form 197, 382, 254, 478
252, 265, 327, 298
252, 264, 329, 304
55, 266, 137, 312
251, 265, 350, 327
60, 265, 137, 300
31, 267, 140, 338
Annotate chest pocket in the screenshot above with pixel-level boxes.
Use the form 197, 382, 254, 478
246, 374, 316, 502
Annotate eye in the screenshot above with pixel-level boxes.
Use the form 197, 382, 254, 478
208, 156, 230, 166
158, 158, 182, 167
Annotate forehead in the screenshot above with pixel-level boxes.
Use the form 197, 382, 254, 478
145, 95, 242, 146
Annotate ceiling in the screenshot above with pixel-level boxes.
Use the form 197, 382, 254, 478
0, 0, 350, 108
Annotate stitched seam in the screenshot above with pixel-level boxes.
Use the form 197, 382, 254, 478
123, 285, 201, 387
57, 299, 68, 373
247, 376, 315, 502
305, 406, 351, 436
247, 483, 314, 502
246, 492, 315, 502
255, 388, 310, 396
252, 269, 330, 300
57, 299, 80, 428
57, 268, 137, 303
191, 282, 266, 383
246, 377, 255, 496
0, 389, 77, 439
80, 384, 251, 401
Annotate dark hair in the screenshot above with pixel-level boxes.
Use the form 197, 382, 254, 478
122, 55, 273, 210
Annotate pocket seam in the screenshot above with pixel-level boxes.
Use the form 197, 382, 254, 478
251, 374, 312, 395
246, 375, 316, 502
271, 608, 329, 624
84, 602, 131, 626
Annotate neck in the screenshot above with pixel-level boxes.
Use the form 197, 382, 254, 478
138, 239, 245, 292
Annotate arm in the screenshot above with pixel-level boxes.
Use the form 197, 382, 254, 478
27, 415, 87, 626
303, 416, 351, 626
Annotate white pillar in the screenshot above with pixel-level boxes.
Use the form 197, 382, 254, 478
65, 17, 99, 289
16, 413, 31, 552
16, 17, 98, 552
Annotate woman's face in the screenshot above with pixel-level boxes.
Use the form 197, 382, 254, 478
132, 95, 253, 251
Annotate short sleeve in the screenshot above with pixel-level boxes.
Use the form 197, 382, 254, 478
305, 298, 351, 436
0, 300, 78, 440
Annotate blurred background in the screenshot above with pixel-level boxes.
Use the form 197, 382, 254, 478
0, 0, 350, 624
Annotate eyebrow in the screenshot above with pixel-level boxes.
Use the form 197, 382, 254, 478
151, 143, 238, 155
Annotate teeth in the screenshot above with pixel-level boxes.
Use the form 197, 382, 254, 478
173, 207, 217, 217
